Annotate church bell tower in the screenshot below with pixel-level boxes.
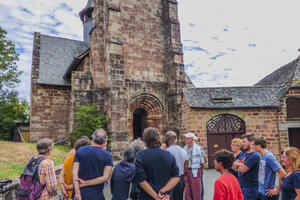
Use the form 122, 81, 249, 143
76, 0, 189, 158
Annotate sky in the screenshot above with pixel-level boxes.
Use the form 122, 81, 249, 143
0, 0, 299, 103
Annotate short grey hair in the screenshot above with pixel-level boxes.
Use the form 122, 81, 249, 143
36, 138, 54, 155
131, 139, 145, 153
92, 129, 107, 145
166, 131, 177, 146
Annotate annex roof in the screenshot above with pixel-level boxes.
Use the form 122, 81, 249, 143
183, 86, 287, 109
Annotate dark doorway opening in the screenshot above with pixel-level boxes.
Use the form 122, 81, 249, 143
288, 128, 300, 149
133, 108, 147, 139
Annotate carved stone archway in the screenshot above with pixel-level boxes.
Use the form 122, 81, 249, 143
128, 93, 164, 140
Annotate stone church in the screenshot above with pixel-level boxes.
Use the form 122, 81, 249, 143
30, 0, 300, 164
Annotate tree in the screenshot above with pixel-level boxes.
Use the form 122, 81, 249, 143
0, 96, 29, 140
0, 26, 27, 140
0, 26, 22, 101
70, 104, 110, 145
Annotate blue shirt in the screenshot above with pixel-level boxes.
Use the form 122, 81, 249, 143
229, 151, 246, 178
74, 146, 113, 200
167, 145, 188, 176
239, 151, 261, 188
258, 151, 282, 196
281, 170, 300, 200
135, 147, 179, 200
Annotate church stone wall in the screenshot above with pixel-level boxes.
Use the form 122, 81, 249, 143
30, 33, 71, 141
117, 0, 167, 82
69, 71, 94, 133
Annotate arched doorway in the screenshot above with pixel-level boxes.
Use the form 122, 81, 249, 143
128, 93, 164, 140
206, 114, 246, 168
133, 108, 147, 139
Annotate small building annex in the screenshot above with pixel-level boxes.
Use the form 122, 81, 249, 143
182, 59, 300, 167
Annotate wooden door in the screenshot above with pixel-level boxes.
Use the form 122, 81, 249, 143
288, 128, 300, 149
207, 133, 243, 168
206, 114, 246, 168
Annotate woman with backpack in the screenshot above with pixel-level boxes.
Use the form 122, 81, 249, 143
18, 138, 57, 200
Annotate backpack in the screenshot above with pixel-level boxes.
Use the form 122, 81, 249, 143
17, 156, 46, 200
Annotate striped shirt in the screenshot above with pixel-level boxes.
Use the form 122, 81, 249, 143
38, 158, 57, 200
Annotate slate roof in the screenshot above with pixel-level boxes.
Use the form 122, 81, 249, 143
184, 57, 300, 108
255, 59, 298, 87
37, 34, 89, 86
64, 49, 90, 80
183, 86, 287, 108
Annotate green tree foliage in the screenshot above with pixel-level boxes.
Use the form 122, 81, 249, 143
0, 26, 28, 140
0, 26, 22, 100
0, 96, 29, 140
70, 104, 109, 145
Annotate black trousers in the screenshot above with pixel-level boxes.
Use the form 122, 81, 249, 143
171, 175, 185, 200
256, 193, 279, 200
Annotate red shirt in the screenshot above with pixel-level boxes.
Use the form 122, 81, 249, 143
213, 173, 243, 200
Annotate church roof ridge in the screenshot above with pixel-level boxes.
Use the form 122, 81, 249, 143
255, 58, 298, 87
39, 33, 86, 44
184, 85, 281, 91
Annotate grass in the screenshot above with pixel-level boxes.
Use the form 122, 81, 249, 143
0, 141, 71, 179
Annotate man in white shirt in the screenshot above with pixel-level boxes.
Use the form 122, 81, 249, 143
166, 131, 188, 200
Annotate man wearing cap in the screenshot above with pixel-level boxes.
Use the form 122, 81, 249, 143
184, 132, 205, 200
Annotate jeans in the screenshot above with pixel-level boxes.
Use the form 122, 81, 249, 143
242, 187, 258, 200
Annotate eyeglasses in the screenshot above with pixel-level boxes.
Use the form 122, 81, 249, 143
280, 156, 287, 159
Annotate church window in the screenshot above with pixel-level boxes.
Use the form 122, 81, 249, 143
286, 97, 300, 119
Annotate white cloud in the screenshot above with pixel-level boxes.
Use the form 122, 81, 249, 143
0, 0, 86, 102
178, 0, 300, 87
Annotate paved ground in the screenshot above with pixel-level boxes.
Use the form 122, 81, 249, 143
103, 168, 219, 200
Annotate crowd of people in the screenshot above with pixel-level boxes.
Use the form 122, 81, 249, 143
216, 134, 300, 200
21, 128, 300, 200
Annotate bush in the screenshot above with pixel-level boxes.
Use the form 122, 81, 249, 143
69, 104, 109, 145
